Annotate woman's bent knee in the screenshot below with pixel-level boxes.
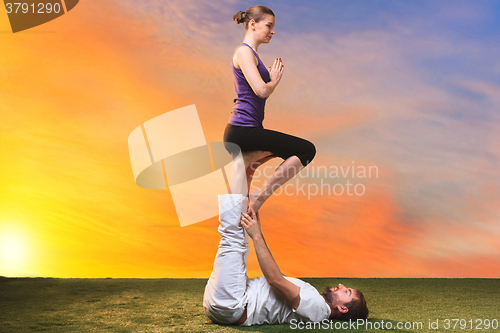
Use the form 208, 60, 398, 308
300, 141, 316, 167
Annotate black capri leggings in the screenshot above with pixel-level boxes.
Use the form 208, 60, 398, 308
223, 124, 316, 167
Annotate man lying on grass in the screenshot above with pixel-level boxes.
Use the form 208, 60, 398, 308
203, 194, 368, 326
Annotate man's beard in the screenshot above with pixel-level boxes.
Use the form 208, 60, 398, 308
322, 287, 339, 305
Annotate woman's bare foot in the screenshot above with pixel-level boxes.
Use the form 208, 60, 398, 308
248, 188, 266, 213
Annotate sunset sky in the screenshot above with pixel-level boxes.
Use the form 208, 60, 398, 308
1, 0, 499, 278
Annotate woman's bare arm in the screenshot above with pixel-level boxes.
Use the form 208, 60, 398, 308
235, 46, 284, 99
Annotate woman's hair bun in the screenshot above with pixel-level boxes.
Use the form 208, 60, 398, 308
233, 6, 274, 29
233, 10, 246, 24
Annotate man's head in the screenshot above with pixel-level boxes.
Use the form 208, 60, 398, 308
322, 284, 368, 321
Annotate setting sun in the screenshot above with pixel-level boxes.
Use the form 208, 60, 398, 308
0, 226, 32, 276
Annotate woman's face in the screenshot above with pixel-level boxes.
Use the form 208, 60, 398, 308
250, 14, 275, 43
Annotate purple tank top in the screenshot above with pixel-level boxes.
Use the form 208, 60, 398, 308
228, 43, 271, 128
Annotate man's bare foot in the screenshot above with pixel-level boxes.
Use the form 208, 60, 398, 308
248, 188, 266, 213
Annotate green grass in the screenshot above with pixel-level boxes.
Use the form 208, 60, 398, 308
0, 277, 498, 332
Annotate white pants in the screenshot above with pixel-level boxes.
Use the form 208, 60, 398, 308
203, 194, 249, 325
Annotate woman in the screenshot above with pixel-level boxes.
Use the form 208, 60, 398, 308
224, 5, 316, 213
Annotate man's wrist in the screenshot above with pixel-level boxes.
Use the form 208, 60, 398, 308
252, 232, 264, 242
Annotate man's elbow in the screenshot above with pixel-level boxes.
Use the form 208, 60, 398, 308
267, 275, 284, 288
267, 278, 279, 287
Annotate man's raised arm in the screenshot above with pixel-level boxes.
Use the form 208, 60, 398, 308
240, 209, 301, 309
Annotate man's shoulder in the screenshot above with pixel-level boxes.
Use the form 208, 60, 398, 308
294, 282, 331, 322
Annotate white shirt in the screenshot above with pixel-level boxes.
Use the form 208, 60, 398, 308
241, 276, 331, 326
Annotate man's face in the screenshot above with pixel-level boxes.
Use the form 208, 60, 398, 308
322, 283, 356, 306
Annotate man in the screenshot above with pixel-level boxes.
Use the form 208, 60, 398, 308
203, 194, 368, 326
